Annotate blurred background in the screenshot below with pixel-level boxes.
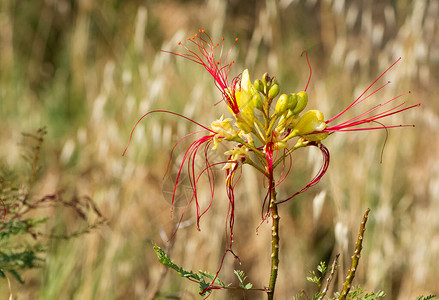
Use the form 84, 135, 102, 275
0, 0, 438, 299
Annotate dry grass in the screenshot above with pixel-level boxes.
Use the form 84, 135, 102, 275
0, 0, 438, 299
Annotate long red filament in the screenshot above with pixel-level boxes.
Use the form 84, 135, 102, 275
122, 110, 215, 156
161, 30, 241, 114
326, 57, 402, 124
277, 143, 330, 204
302, 51, 312, 92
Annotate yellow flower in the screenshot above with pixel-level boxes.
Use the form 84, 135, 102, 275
223, 146, 249, 170
211, 116, 237, 139
233, 69, 256, 133
290, 110, 329, 142
211, 116, 238, 150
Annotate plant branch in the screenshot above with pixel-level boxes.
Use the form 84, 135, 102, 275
318, 253, 340, 300
267, 183, 280, 300
337, 208, 370, 300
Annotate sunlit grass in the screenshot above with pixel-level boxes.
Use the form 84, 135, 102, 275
1, 0, 437, 299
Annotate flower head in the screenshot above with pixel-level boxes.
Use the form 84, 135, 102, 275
125, 31, 419, 295
158, 33, 419, 229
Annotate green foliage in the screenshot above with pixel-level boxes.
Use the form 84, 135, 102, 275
153, 244, 230, 296
296, 286, 385, 300
0, 128, 104, 286
0, 218, 48, 240
294, 290, 324, 300
296, 257, 384, 300
306, 261, 329, 287
332, 286, 385, 300
233, 270, 253, 290
416, 295, 438, 300
0, 248, 44, 283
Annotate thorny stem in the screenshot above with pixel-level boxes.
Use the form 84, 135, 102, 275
337, 208, 370, 300
318, 253, 340, 300
268, 182, 280, 300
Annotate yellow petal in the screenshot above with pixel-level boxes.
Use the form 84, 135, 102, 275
294, 110, 326, 135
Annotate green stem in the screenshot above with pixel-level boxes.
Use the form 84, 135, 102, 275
268, 184, 279, 300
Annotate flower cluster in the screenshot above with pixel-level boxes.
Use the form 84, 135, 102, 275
123, 29, 419, 293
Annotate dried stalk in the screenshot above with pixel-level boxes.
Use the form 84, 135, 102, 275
337, 208, 370, 300
318, 253, 340, 300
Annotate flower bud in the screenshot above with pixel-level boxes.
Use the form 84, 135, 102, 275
261, 72, 269, 87
274, 94, 289, 115
293, 110, 327, 136
291, 91, 308, 115
286, 93, 298, 110
268, 83, 280, 99
285, 109, 295, 119
252, 93, 263, 110
254, 80, 264, 93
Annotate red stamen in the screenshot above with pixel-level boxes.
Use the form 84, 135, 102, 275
275, 148, 293, 188
301, 51, 312, 92
260, 138, 277, 219
122, 110, 215, 156
164, 130, 205, 179
327, 57, 402, 124
323, 58, 419, 133
277, 143, 330, 204
161, 30, 240, 114
166, 134, 217, 241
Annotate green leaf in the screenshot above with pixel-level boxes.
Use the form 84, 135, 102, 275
0, 218, 49, 240
153, 243, 231, 295
333, 286, 385, 300
8, 269, 24, 284
199, 270, 226, 287
199, 270, 215, 280
416, 296, 438, 300
311, 292, 324, 300
199, 279, 211, 296
233, 269, 253, 289
234, 269, 246, 283
306, 270, 321, 287
153, 244, 180, 272
317, 261, 327, 274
